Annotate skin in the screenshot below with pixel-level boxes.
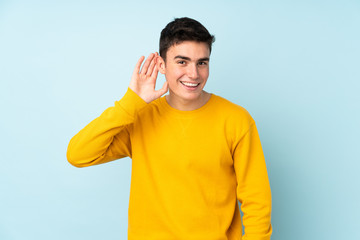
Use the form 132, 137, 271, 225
128, 53, 168, 104
129, 41, 211, 111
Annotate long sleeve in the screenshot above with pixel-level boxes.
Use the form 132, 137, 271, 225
66, 88, 148, 168
233, 121, 272, 240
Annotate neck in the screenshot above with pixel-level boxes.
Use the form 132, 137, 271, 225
166, 91, 211, 111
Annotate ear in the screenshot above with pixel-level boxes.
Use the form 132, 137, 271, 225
157, 56, 166, 75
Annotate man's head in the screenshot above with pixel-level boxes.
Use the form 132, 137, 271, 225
157, 17, 215, 110
159, 17, 215, 62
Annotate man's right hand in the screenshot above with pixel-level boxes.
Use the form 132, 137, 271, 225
129, 53, 168, 103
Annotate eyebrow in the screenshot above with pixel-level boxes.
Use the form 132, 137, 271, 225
174, 55, 210, 62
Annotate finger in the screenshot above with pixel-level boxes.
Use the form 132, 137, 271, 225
150, 64, 159, 81
140, 53, 154, 75
155, 81, 168, 98
133, 56, 145, 75
147, 56, 157, 76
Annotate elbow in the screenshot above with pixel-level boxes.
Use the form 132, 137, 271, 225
67, 158, 84, 168
66, 144, 88, 168
67, 149, 84, 168
66, 145, 105, 168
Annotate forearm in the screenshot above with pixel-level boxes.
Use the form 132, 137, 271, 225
234, 123, 272, 240
66, 88, 147, 167
239, 182, 272, 240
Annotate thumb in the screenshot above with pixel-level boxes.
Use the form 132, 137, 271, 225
155, 81, 168, 98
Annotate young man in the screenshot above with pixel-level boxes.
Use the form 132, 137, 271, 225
67, 17, 272, 240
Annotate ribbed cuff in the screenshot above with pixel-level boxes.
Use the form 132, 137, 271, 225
115, 88, 148, 118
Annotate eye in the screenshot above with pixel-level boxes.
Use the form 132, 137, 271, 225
177, 61, 186, 65
198, 61, 208, 66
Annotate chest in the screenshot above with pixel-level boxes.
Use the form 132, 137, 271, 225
131, 114, 235, 174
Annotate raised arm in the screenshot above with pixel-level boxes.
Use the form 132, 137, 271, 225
67, 53, 168, 167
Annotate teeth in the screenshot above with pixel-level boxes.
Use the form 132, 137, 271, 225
181, 81, 198, 87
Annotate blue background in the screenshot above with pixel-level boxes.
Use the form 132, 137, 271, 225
1, 0, 359, 239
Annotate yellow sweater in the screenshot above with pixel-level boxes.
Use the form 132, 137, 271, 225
67, 88, 272, 240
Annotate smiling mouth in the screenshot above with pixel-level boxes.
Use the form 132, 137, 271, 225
180, 81, 200, 87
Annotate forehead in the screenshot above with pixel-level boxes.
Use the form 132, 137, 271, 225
166, 41, 210, 60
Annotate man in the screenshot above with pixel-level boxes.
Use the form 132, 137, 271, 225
67, 17, 272, 240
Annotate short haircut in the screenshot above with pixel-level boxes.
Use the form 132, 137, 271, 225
159, 17, 215, 61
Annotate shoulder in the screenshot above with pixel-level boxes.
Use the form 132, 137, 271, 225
210, 94, 257, 150
210, 94, 255, 126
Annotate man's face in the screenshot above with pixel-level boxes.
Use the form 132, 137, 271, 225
159, 41, 210, 105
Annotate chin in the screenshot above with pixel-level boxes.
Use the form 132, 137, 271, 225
179, 91, 204, 101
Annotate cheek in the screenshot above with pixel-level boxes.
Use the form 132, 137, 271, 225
200, 70, 209, 81
166, 68, 183, 83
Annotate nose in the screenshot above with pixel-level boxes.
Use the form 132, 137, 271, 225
187, 64, 199, 80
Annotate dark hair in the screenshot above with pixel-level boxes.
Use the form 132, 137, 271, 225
159, 17, 215, 61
